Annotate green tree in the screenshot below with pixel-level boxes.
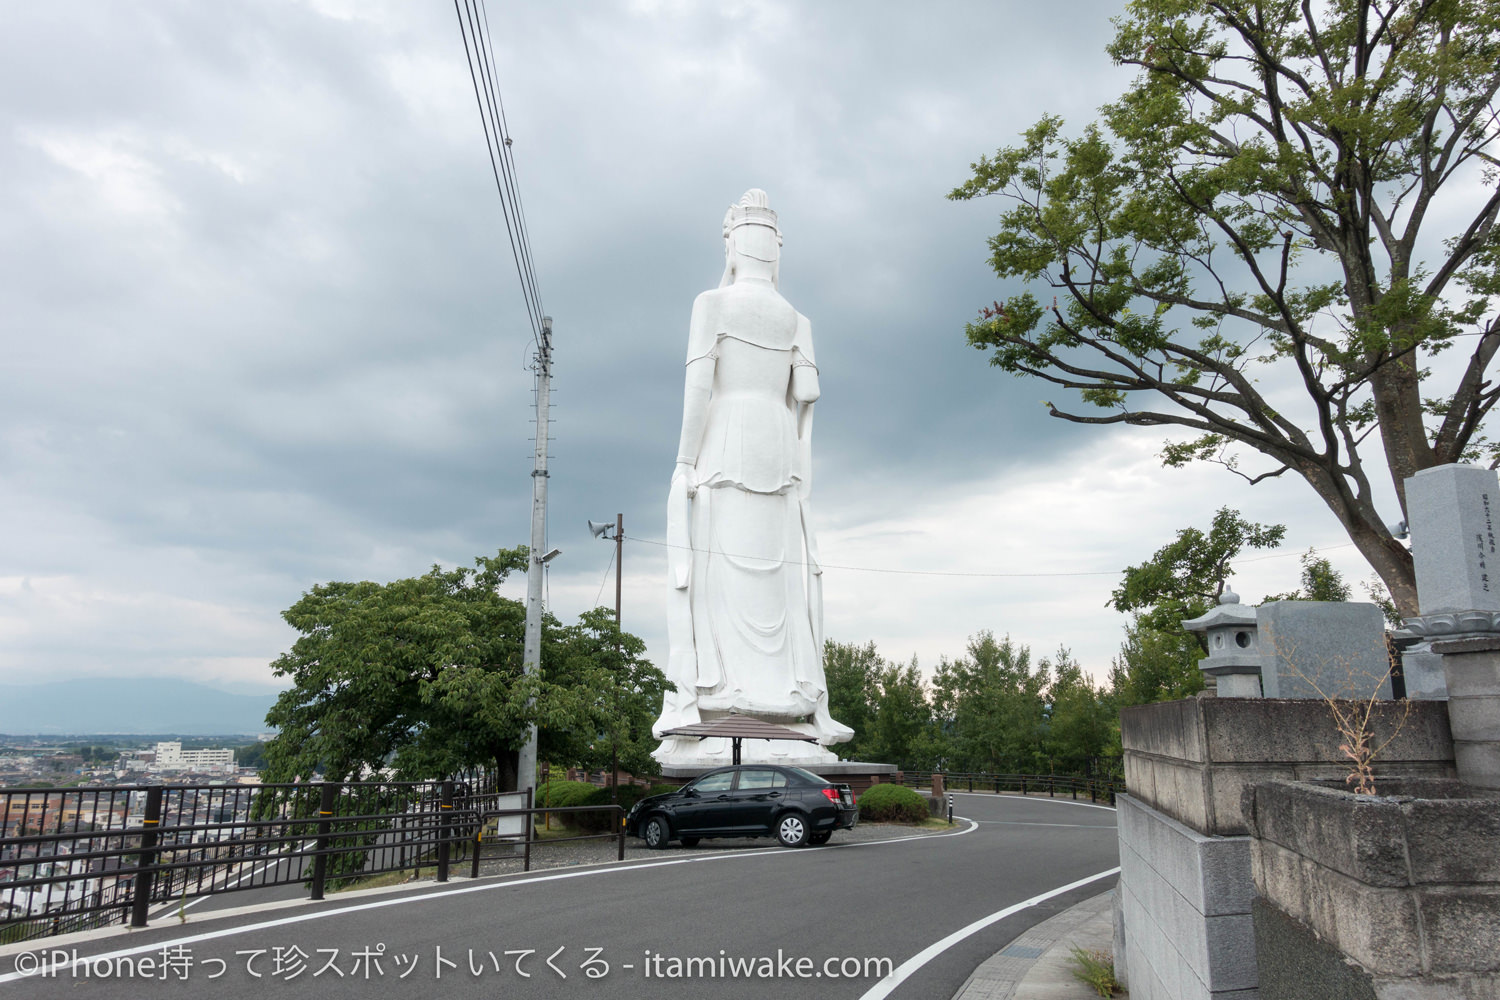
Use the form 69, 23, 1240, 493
932, 631, 1051, 773
863, 658, 938, 771
951, 0, 1500, 617
822, 639, 882, 760
261, 549, 651, 790
1044, 650, 1118, 776
1264, 548, 1354, 602
1110, 508, 1284, 702
543, 607, 673, 780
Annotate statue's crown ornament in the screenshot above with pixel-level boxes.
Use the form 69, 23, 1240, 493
723, 188, 782, 243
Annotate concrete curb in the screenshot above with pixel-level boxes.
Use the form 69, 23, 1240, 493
952, 890, 1121, 999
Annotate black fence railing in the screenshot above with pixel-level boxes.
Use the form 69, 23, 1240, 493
889, 771, 1126, 804
0, 776, 509, 944
470, 803, 626, 877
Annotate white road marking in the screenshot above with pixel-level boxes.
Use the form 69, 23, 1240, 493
0, 819, 979, 982
856, 866, 1122, 1000
973, 821, 1117, 829
950, 791, 1118, 813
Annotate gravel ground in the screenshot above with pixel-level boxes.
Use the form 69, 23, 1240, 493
452, 820, 957, 879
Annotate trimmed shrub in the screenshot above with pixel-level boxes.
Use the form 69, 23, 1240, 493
570, 783, 680, 833
533, 779, 597, 810
857, 783, 929, 823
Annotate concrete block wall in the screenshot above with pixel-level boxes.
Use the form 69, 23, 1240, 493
1116, 697, 1456, 999
1245, 777, 1500, 998
1122, 698, 1455, 836
1117, 795, 1256, 1000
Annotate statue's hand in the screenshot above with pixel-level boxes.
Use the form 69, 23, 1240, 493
673, 460, 698, 498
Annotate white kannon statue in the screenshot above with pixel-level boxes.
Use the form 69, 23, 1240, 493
652, 189, 854, 766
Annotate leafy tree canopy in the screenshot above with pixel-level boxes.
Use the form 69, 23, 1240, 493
952, 0, 1500, 616
262, 549, 666, 788
1109, 507, 1284, 702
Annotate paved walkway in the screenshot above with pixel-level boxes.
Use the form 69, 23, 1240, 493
952, 890, 1120, 999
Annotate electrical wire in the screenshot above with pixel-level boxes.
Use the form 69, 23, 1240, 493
465, 0, 544, 324
628, 536, 1357, 579
453, 0, 545, 346
477, 0, 544, 321
593, 544, 617, 607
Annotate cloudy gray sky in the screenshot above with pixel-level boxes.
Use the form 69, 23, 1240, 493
1, 1, 1404, 699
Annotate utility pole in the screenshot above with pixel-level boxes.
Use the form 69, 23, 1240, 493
517, 316, 552, 799
612, 513, 623, 626
589, 513, 625, 801
611, 512, 622, 802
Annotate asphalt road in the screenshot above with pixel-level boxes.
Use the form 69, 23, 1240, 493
2, 792, 1119, 1000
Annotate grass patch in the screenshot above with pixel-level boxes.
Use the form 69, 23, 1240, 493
1067, 946, 1121, 997
328, 868, 418, 893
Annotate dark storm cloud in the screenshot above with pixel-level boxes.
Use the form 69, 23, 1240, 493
2, 1, 1187, 687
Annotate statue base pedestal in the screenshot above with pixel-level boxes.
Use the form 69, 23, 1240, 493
659, 760, 898, 795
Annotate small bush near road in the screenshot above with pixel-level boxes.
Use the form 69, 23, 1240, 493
1067, 946, 1121, 996
569, 784, 682, 833
534, 780, 598, 810
857, 783, 928, 823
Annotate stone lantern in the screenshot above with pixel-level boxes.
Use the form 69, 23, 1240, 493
1182, 590, 1262, 697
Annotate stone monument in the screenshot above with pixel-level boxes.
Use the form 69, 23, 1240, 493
1403, 463, 1500, 787
652, 189, 854, 769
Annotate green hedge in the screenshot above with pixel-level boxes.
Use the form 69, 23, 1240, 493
573, 784, 683, 832
857, 783, 929, 823
533, 779, 597, 810
549, 783, 682, 833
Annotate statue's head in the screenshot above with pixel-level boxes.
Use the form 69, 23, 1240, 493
721, 189, 781, 285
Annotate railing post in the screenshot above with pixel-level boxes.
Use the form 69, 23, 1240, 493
128, 786, 164, 928
524, 786, 534, 872
1021, 776, 1027, 796
1072, 780, 1077, 800
967, 775, 973, 793
309, 782, 338, 901
437, 780, 454, 883
617, 805, 625, 861
471, 818, 483, 881
1048, 776, 1055, 797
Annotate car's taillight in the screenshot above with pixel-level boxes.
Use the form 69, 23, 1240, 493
821, 788, 839, 803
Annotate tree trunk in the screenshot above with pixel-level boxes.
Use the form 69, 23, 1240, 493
495, 749, 519, 793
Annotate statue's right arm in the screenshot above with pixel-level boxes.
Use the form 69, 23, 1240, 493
674, 292, 717, 471
669, 293, 716, 590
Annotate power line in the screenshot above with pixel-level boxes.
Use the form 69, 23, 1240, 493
466, 0, 544, 322
453, 0, 544, 345
627, 536, 1357, 579
593, 543, 617, 607
477, 0, 544, 321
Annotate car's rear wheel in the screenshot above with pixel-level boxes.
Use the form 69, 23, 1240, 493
808, 831, 831, 845
679, 837, 700, 847
643, 815, 669, 850
776, 813, 809, 848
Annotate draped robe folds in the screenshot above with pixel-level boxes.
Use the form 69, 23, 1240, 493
654, 278, 852, 765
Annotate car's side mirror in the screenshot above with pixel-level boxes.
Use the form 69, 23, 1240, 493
682, 788, 698, 798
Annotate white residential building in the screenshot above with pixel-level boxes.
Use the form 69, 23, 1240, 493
151, 742, 235, 773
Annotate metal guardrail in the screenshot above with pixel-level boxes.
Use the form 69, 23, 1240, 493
469, 803, 626, 877
889, 771, 1126, 805
0, 777, 494, 944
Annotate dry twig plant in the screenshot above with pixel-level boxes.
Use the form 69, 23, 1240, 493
1261, 635, 1412, 795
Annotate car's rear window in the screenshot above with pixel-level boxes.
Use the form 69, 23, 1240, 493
785, 767, 830, 786
737, 769, 787, 789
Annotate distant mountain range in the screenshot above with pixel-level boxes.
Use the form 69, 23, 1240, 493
0, 678, 281, 736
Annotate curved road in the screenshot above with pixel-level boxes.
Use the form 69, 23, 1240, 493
2, 792, 1119, 999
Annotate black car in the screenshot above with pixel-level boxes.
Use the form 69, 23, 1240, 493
625, 765, 858, 849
